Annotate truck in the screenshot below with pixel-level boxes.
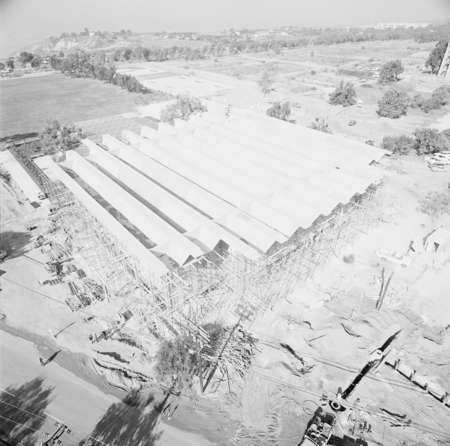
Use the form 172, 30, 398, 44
299, 408, 336, 446
374, 248, 412, 268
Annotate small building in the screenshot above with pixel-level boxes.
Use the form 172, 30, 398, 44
424, 228, 450, 252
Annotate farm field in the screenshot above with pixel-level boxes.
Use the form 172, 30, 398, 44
0, 73, 168, 140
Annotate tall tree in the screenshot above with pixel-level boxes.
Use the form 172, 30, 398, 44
19, 51, 34, 66
40, 119, 84, 155
6, 59, 14, 70
425, 40, 448, 75
31, 56, 43, 67
0, 378, 53, 446
258, 70, 273, 94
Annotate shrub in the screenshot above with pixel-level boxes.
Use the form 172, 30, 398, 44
266, 102, 291, 121
310, 70, 316, 75
310, 117, 332, 134
365, 140, 375, 146
413, 127, 449, 155
377, 90, 410, 119
160, 94, 207, 125
420, 98, 439, 113
410, 94, 424, 109
381, 135, 414, 155
360, 83, 373, 88
378, 59, 404, 85
329, 81, 357, 107
431, 85, 450, 106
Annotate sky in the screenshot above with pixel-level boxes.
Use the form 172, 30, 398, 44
1, 0, 449, 58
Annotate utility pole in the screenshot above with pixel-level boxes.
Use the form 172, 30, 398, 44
41, 422, 71, 446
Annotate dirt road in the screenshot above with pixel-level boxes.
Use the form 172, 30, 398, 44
0, 330, 216, 446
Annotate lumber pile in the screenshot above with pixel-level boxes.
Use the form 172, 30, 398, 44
201, 325, 258, 388
65, 279, 105, 311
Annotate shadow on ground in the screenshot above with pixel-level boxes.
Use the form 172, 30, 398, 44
0, 132, 40, 144
78, 390, 163, 446
0, 230, 33, 261
0, 377, 54, 446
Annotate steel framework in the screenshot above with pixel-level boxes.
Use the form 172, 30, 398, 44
37, 162, 384, 345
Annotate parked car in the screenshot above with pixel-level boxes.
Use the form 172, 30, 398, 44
375, 249, 412, 267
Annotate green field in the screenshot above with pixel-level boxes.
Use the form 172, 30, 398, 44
0, 73, 168, 139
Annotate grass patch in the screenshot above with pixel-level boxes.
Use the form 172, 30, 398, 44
0, 73, 168, 139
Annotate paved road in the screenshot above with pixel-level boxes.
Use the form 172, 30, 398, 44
0, 330, 215, 446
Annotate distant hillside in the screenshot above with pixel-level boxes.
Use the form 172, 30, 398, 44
12, 20, 450, 58
11, 33, 134, 57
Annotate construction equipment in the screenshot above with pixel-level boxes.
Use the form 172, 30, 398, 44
299, 407, 336, 446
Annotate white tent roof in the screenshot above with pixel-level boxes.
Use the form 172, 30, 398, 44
34, 156, 169, 278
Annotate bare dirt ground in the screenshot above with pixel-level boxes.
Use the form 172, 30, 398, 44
171, 39, 448, 146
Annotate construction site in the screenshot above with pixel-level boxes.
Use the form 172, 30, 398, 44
2, 73, 450, 446
33, 110, 387, 346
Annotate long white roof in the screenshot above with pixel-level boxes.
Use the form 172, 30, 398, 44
84, 138, 261, 260
34, 156, 169, 278
65, 151, 203, 267
100, 135, 287, 253
40, 112, 388, 272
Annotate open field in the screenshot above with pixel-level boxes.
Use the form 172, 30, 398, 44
0, 73, 167, 139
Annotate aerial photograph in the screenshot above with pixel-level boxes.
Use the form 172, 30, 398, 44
1, 0, 450, 444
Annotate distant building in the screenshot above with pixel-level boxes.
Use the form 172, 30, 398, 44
372, 22, 429, 29
438, 41, 450, 81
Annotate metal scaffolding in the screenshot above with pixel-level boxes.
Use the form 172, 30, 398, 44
36, 161, 385, 345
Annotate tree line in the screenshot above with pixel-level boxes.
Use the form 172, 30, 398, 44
49, 53, 153, 94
